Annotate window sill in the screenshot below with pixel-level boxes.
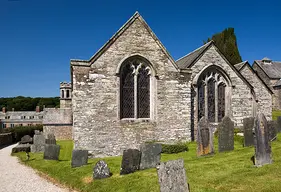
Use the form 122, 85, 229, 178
120, 118, 152, 123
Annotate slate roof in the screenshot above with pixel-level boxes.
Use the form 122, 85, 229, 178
274, 79, 281, 87
234, 61, 247, 71
254, 60, 281, 79
176, 41, 213, 69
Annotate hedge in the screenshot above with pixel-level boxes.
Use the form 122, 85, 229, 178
161, 143, 189, 154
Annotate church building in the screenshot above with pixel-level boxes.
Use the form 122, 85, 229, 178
70, 12, 272, 157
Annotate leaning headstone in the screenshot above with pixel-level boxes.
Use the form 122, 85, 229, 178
12, 144, 31, 153
254, 113, 272, 166
277, 116, 281, 133
43, 144, 60, 160
31, 133, 45, 153
140, 143, 162, 170
218, 116, 234, 152
45, 134, 56, 145
93, 160, 111, 179
120, 149, 141, 175
268, 120, 277, 141
243, 117, 255, 147
71, 149, 88, 168
197, 117, 214, 156
20, 135, 33, 144
157, 159, 189, 192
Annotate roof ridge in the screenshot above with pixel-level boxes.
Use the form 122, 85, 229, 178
176, 40, 213, 62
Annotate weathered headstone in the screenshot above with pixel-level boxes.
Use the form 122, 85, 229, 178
20, 135, 33, 144
277, 116, 281, 132
93, 160, 111, 179
12, 144, 31, 153
254, 113, 272, 166
218, 116, 234, 152
243, 117, 254, 147
197, 117, 214, 156
157, 159, 189, 192
120, 149, 141, 175
31, 133, 45, 153
71, 149, 88, 168
140, 143, 162, 170
45, 134, 56, 145
43, 144, 60, 160
268, 120, 277, 141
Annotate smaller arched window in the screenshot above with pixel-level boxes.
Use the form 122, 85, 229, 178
66, 90, 70, 98
61, 90, 65, 98
120, 57, 151, 119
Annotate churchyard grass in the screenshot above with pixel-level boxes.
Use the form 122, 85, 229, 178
272, 110, 281, 120
14, 135, 281, 192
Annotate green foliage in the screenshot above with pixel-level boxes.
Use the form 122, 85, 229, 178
204, 28, 242, 65
161, 143, 188, 154
0, 96, 60, 111
14, 135, 281, 192
0, 125, 43, 142
272, 110, 281, 120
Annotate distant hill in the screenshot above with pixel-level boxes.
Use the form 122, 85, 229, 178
204, 28, 242, 65
0, 96, 60, 111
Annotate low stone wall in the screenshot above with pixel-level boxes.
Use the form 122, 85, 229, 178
43, 125, 72, 140
0, 133, 13, 146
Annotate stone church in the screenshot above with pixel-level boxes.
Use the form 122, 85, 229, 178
70, 12, 272, 157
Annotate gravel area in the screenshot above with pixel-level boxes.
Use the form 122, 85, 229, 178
0, 144, 70, 192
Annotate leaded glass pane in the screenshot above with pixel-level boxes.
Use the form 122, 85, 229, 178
207, 80, 215, 122
120, 64, 134, 118
137, 65, 150, 118
198, 83, 205, 120
218, 83, 225, 122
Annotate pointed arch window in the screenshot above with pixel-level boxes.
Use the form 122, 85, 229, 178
120, 57, 151, 119
218, 83, 226, 122
207, 79, 215, 122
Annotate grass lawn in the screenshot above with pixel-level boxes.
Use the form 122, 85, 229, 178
272, 110, 281, 120
14, 135, 281, 192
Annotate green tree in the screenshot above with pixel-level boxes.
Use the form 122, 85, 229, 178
204, 28, 242, 65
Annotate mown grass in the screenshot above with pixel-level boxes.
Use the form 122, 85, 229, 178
14, 134, 281, 192
272, 110, 281, 120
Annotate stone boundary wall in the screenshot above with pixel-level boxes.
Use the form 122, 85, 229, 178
0, 133, 13, 146
43, 125, 72, 140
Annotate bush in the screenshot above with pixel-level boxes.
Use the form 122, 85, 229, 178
0, 125, 43, 142
161, 142, 188, 154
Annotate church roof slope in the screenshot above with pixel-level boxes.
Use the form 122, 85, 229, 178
254, 60, 281, 79
176, 41, 213, 69
234, 61, 247, 71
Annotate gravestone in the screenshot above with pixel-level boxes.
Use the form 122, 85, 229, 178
140, 143, 162, 170
45, 134, 56, 145
12, 144, 31, 153
31, 133, 45, 153
218, 116, 234, 152
197, 117, 214, 156
93, 160, 111, 179
43, 144, 60, 160
268, 120, 277, 141
254, 113, 272, 166
71, 150, 88, 168
157, 159, 189, 192
20, 135, 33, 144
277, 116, 281, 132
243, 117, 254, 147
120, 149, 141, 175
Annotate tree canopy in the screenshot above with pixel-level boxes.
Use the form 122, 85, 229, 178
0, 96, 60, 111
204, 28, 242, 65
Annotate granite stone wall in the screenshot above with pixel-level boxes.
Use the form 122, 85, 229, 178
72, 16, 191, 157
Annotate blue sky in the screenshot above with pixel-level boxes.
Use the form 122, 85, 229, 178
1, 0, 280, 97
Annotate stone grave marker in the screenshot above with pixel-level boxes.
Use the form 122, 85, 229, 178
43, 144, 60, 160
157, 159, 189, 192
140, 143, 162, 170
218, 116, 234, 152
93, 160, 111, 179
12, 144, 31, 153
268, 120, 277, 141
71, 149, 88, 168
120, 149, 141, 175
277, 116, 281, 132
31, 133, 45, 153
243, 117, 254, 147
45, 134, 56, 145
254, 113, 272, 166
197, 117, 214, 156
20, 135, 33, 144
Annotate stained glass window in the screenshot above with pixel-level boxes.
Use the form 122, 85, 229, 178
207, 79, 215, 122
218, 83, 225, 122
